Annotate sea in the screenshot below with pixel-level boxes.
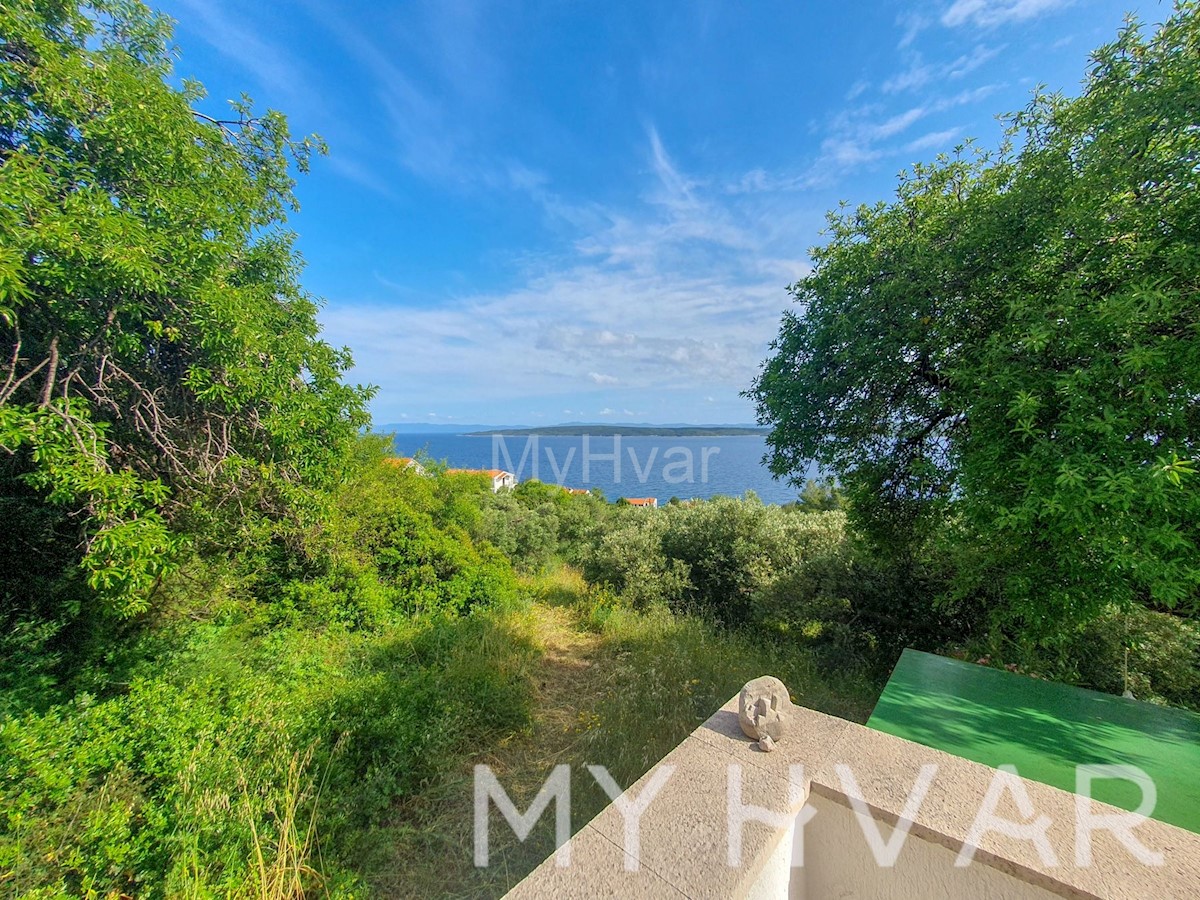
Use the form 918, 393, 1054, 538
388, 433, 819, 506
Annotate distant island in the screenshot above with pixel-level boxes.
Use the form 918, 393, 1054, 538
468, 425, 769, 437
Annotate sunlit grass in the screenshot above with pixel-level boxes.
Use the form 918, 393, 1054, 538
382, 565, 874, 898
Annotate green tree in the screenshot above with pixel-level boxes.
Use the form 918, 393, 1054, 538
793, 479, 846, 512
749, 5, 1200, 636
0, 0, 370, 614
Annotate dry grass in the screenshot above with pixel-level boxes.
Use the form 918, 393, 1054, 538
366, 595, 606, 898
238, 745, 327, 900
366, 566, 872, 899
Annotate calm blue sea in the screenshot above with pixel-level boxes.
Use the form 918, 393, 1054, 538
388, 433, 818, 506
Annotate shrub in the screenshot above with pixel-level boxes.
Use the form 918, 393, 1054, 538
473, 481, 611, 571
579, 510, 689, 610
476, 493, 561, 572
655, 496, 775, 625
0, 596, 540, 897
978, 604, 1200, 710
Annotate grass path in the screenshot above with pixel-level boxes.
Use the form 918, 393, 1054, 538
370, 570, 873, 898
370, 595, 609, 898
521, 602, 606, 749
457, 596, 638, 898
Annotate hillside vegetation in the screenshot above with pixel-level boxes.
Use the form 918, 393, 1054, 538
2, 1, 1199, 898
1, 447, 876, 897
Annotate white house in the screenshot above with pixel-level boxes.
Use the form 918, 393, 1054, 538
449, 468, 516, 492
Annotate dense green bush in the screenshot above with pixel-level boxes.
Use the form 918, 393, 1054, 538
577, 496, 979, 677
0, 604, 539, 897
581, 497, 847, 629
579, 506, 690, 610
474, 480, 610, 572
790, 479, 847, 512
0, 442, 538, 896
267, 438, 522, 621
746, 511, 863, 661
973, 604, 1200, 710
477, 493, 562, 571
656, 496, 777, 625
578, 497, 850, 624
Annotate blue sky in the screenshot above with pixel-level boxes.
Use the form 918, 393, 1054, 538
158, 0, 1149, 426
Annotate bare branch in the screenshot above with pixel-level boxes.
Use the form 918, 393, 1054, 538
191, 109, 262, 142
0, 335, 55, 407
39, 335, 59, 407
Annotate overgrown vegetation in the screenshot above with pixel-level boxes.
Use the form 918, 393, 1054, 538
751, 4, 1200, 668
0, 453, 878, 896
0, 446, 536, 896
2, 1, 1199, 897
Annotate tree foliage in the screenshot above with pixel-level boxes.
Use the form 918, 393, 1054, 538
0, 0, 370, 614
750, 5, 1200, 634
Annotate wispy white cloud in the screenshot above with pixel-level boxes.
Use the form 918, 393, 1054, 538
895, 1, 1073, 48
572, 125, 764, 274
297, 0, 553, 200
846, 79, 871, 100
944, 45, 1005, 78
175, 0, 311, 105
935, 83, 1004, 108
321, 129, 812, 420
725, 76, 1001, 198
905, 127, 964, 153
882, 45, 1002, 94
306, 8, 463, 182
872, 106, 929, 139
897, 10, 933, 48
942, 0, 1074, 29
724, 106, 928, 194
882, 57, 937, 94
802, 103, 939, 182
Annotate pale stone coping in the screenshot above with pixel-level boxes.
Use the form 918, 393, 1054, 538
504, 694, 1200, 899
805, 714, 1200, 899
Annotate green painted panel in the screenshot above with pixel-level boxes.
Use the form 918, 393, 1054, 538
867, 649, 1200, 834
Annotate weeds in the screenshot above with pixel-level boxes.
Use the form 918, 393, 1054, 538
238, 744, 325, 900
371, 566, 871, 898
